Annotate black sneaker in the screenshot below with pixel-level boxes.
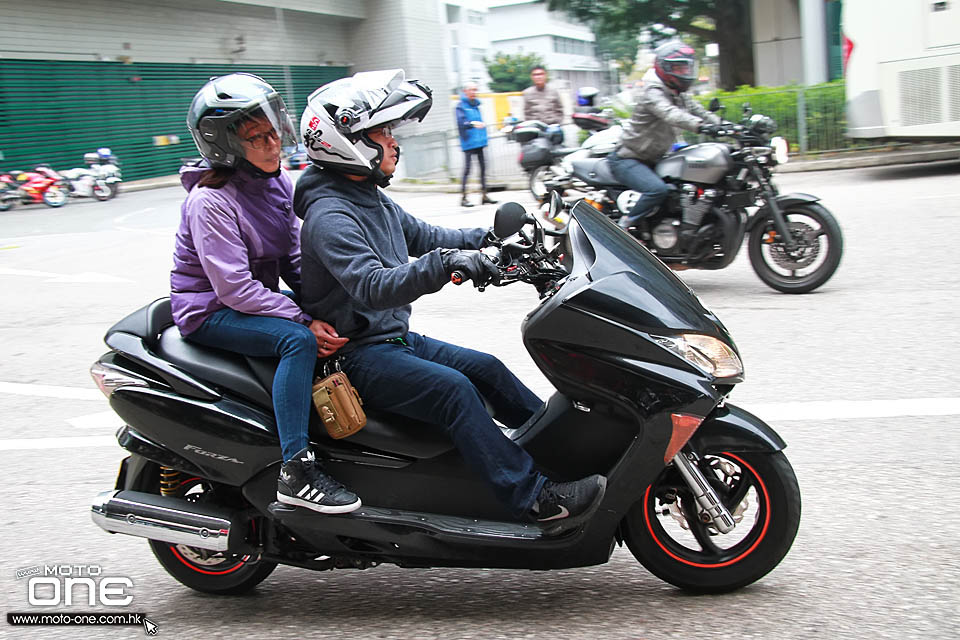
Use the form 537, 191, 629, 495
277, 447, 361, 514
531, 474, 606, 524
481, 194, 498, 205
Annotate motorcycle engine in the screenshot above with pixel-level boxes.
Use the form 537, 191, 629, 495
651, 219, 680, 251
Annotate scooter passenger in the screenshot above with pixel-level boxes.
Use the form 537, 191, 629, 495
172, 73, 362, 515
293, 69, 606, 526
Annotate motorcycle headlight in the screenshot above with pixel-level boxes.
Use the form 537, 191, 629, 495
653, 334, 744, 379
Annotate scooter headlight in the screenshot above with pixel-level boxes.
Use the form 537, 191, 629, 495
653, 334, 743, 379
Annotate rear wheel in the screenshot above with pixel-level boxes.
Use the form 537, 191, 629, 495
748, 203, 842, 293
148, 474, 277, 595
622, 450, 800, 593
93, 181, 111, 201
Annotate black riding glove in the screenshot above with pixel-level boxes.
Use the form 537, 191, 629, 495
698, 123, 721, 136
440, 249, 499, 287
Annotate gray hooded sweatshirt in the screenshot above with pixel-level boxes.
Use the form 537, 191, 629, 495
293, 165, 485, 352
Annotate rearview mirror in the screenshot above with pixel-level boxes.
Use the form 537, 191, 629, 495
493, 202, 528, 239
708, 97, 721, 113
742, 101, 752, 117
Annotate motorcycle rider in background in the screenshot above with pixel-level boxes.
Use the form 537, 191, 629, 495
608, 40, 723, 248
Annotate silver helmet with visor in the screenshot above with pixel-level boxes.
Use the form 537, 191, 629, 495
300, 69, 433, 185
187, 73, 298, 168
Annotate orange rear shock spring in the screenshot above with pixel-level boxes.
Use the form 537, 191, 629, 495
160, 467, 181, 496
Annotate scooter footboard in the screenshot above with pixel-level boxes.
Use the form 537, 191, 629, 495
690, 403, 786, 453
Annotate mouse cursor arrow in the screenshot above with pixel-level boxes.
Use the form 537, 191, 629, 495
143, 617, 159, 636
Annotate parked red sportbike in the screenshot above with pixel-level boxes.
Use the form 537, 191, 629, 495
0, 167, 69, 211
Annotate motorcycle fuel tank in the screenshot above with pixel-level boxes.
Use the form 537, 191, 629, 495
656, 143, 732, 184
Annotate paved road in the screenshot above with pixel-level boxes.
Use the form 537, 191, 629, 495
1, 161, 959, 639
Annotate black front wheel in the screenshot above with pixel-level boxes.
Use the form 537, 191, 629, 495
148, 474, 277, 595
622, 450, 800, 593
748, 203, 842, 293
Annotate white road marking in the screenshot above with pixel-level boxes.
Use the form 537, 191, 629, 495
739, 397, 960, 421
67, 411, 124, 430
0, 267, 132, 283
0, 381, 102, 400
0, 387, 958, 451
0, 436, 116, 451
112, 207, 154, 225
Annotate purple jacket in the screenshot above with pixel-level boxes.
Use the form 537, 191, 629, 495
170, 164, 311, 336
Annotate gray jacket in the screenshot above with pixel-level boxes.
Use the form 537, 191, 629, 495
293, 166, 485, 351
522, 84, 564, 125
617, 69, 720, 164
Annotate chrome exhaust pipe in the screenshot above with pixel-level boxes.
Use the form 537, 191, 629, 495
91, 490, 238, 552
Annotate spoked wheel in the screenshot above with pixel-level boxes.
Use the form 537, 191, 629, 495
748, 203, 842, 293
42, 186, 68, 208
622, 450, 800, 593
148, 474, 276, 595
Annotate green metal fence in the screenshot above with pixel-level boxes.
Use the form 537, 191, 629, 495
0, 59, 347, 181
689, 82, 865, 154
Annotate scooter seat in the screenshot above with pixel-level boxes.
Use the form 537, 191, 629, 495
156, 326, 274, 410
571, 157, 619, 186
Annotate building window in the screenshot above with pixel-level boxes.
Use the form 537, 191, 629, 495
446, 4, 461, 23
467, 10, 485, 25
553, 36, 594, 56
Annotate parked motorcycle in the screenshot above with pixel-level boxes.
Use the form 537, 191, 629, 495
512, 120, 580, 197
545, 104, 843, 293
61, 150, 123, 201
89, 198, 800, 595
0, 167, 68, 210
529, 113, 621, 201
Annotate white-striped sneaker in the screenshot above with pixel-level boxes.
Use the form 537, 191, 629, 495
276, 446, 361, 514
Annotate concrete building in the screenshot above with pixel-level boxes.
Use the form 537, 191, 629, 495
441, 1, 493, 92
752, 0, 844, 86
486, 1, 608, 102
0, 0, 454, 180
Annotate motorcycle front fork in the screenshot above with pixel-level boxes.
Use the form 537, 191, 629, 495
672, 449, 736, 534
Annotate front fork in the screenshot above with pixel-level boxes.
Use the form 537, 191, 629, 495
672, 449, 736, 534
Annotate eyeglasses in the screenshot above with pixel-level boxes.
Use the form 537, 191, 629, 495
369, 125, 394, 139
241, 128, 281, 150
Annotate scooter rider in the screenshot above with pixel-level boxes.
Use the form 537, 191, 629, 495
293, 69, 606, 527
608, 40, 723, 243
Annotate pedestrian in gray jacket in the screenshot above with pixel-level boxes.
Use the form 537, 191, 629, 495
609, 41, 722, 237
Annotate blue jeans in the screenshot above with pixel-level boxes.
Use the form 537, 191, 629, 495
186, 308, 316, 462
607, 150, 668, 224
340, 332, 546, 517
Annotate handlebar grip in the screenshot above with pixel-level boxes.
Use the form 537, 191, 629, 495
451, 271, 465, 285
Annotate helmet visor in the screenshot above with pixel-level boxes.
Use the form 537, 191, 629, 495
662, 57, 698, 83
206, 93, 299, 160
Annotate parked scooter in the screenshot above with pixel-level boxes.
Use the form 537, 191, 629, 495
89, 198, 801, 595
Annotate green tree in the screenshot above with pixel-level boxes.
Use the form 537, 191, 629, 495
594, 28, 638, 78
485, 52, 546, 92
547, 0, 754, 90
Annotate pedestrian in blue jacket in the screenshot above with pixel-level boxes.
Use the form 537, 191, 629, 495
455, 82, 496, 208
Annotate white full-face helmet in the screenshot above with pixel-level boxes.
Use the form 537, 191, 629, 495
300, 69, 432, 185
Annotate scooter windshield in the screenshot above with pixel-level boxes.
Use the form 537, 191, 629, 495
564, 201, 727, 336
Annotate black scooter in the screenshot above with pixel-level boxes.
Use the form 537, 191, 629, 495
89, 197, 800, 595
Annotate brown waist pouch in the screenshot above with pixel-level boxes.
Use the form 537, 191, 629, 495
312, 371, 366, 439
